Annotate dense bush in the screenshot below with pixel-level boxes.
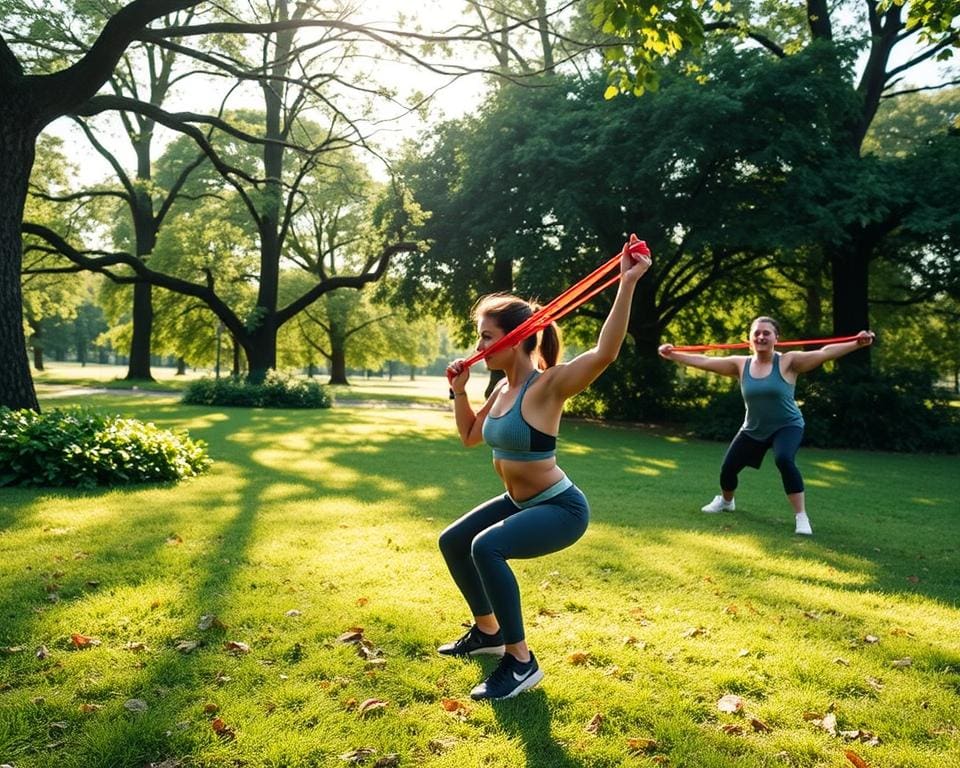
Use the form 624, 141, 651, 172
0, 407, 212, 488
182, 371, 331, 408
686, 366, 960, 453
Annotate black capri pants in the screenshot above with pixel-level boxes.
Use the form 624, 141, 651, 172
720, 426, 804, 495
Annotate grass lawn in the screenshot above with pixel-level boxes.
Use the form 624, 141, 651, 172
1, 390, 958, 768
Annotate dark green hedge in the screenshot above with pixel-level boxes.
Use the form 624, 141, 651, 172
688, 366, 960, 453
0, 407, 212, 488
182, 372, 331, 408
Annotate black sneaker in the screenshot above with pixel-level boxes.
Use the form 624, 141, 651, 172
437, 624, 505, 658
470, 652, 544, 700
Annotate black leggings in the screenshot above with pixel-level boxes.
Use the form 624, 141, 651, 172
437, 485, 589, 645
720, 426, 804, 495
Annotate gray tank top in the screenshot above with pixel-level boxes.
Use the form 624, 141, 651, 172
740, 353, 804, 440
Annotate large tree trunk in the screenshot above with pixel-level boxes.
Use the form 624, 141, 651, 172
244, 321, 279, 384
0, 119, 40, 411
126, 280, 155, 379
829, 241, 872, 370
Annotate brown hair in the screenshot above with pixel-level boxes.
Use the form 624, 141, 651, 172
750, 316, 781, 337
472, 293, 563, 369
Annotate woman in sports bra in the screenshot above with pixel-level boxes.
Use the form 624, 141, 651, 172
659, 317, 874, 536
438, 234, 652, 701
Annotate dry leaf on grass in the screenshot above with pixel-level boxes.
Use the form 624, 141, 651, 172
749, 717, 772, 733
358, 698, 387, 718
626, 737, 657, 752
717, 694, 745, 713
224, 641, 250, 654
720, 723, 744, 735
585, 713, 603, 734
567, 651, 590, 665
339, 748, 376, 764
844, 749, 870, 768
70, 634, 99, 649
175, 640, 199, 654
198, 614, 226, 631
890, 657, 912, 668
211, 717, 236, 740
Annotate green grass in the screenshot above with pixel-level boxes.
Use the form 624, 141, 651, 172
1, 391, 958, 768
31, 361, 449, 405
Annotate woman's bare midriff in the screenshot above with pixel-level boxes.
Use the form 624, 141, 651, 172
493, 456, 566, 503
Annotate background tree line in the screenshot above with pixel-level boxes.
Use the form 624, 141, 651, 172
6, 1, 960, 450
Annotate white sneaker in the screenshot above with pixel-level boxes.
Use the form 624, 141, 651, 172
701, 495, 735, 514
795, 512, 813, 535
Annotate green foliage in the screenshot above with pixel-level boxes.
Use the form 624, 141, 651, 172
181, 371, 332, 408
686, 367, 960, 453
0, 407, 211, 488
799, 366, 960, 453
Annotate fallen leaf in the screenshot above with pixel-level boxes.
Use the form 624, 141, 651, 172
834, 657, 850, 666
890, 627, 914, 638
803, 611, 821, 621
440, 698, 467, 713
373, 756, 399, 768
585, 713, 603, 734
749, 717, 772, 733
340, 748, 376, 764
863, 635, 879, 644
78, 703, 102, 713
356, 597, 369, 607
717, 694, 745, 713
816, 712, 837, 736
723, 604, 738, 615
2, 646, 24, 654
166, 534, 183, 545
338, 630, 364, 644
70, 634, 99, 649
844, 749, 870, 768
358, 698, 387, 718
198, 614, 225, 631
865, 676, 884, 691
567, 651, 590, 665
203, 703, 219, 714
124, 642, 147, 652
211, 717, 236, 740
224, 641, 250, 654
683, 626, 707, 638
428, 738, 456, 754
720, 723, 744, 735
36, 645, 49, 659
626, 737, 657, 752
890, 657, 912, 668
175, 640, 199, 654
285, 609, 302, 617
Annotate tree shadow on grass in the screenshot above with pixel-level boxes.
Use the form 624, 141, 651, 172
492, 688, 582, 768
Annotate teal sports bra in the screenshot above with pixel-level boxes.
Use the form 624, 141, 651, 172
482, 371, 557, 461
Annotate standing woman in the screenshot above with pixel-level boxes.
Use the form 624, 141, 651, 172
440, 235, 652, 701
659, 317, 874, 535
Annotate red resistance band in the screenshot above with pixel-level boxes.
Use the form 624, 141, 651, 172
670, 334, 865, 353
459, 240, 651, 371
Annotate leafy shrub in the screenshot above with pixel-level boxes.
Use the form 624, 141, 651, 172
182, 371, 331, 408
0, 407, 212, 489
